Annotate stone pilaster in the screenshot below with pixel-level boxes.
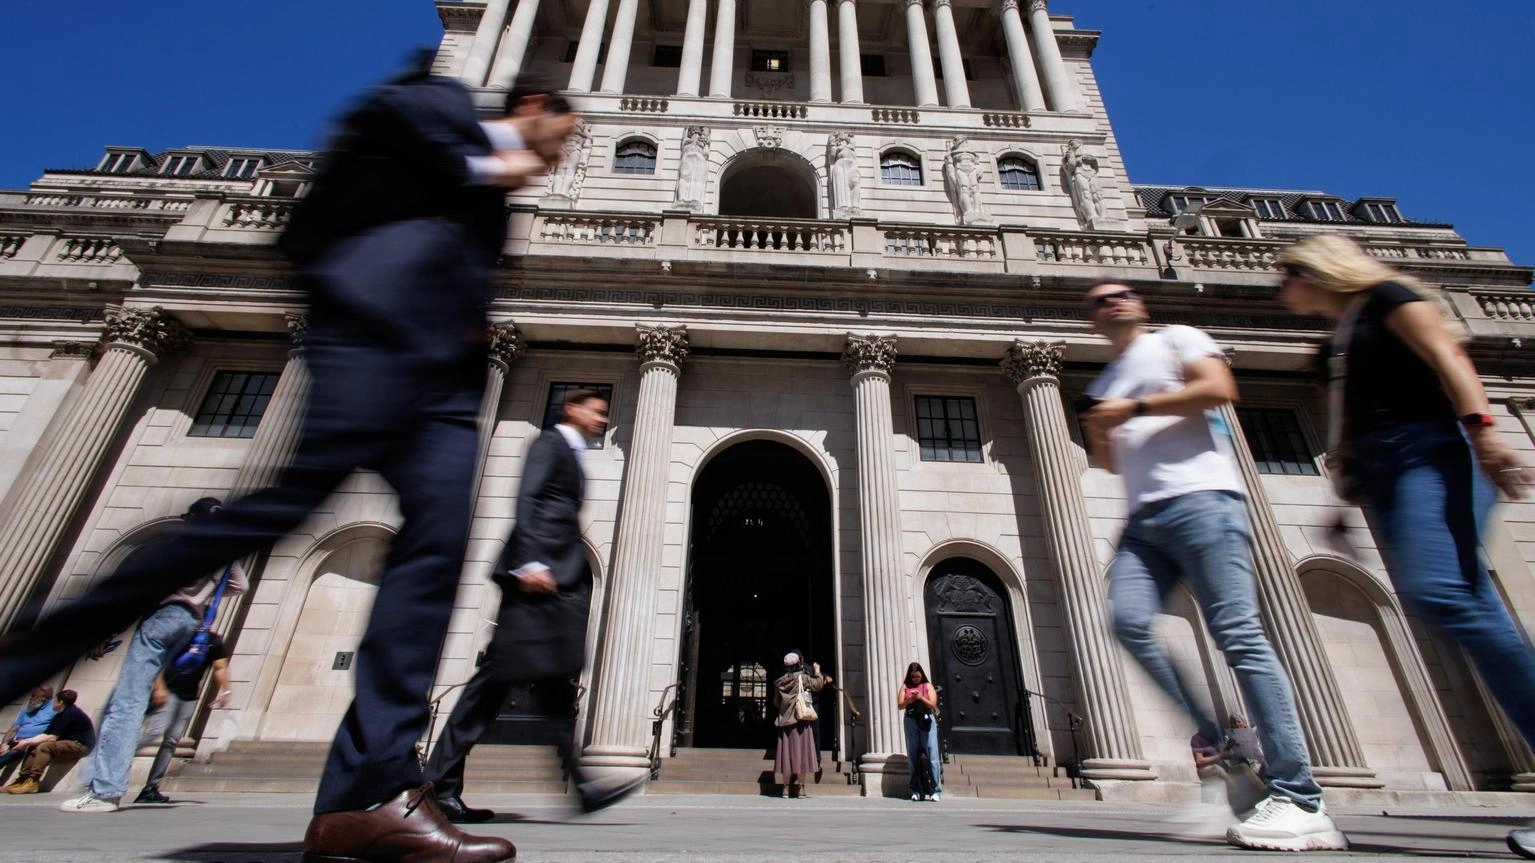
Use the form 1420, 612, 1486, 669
487, 0, 543, 88
1217, 401, 1382, 788
0, 342, 96, 505
836, 0, 864, 104
567, 0, 612, 92
708, 0, 738, 98
582, 325, 688, 774
1026, 0, 1079, 112
903, 0, 940, 107
931, 0, 971, 109
0, 305, 189, 632
598, 0, 641, 94
807, 0, 833, 102
842, 334, 918, 790
676, 0, 709, 96
461, 0, 512, 86
999, 0, 1047, 112
477, 321, 528, 490
1001, 340, 1153, 781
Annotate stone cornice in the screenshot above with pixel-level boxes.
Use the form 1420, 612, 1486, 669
843, 334, 898, 376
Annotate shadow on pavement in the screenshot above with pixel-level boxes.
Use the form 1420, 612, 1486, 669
163, 842, 301, 861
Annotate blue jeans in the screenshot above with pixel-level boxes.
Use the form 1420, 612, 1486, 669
86, 604, 197, 799
1355, 420, 1535, 747
903, 714, 942, 794
1108, 490, 1322, 810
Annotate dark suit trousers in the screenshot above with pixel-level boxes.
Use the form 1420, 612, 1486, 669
0, 308, 483, 815
426, 670, 583, 799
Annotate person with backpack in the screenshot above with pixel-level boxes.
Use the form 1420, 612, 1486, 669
59, 498, 245, 814
898, 662, 941, 802
133, 630, 231, 804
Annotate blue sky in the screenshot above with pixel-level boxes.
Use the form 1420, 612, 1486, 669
2, 1, 1531, 266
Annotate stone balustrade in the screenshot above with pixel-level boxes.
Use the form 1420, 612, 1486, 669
1180, 237, 1284, 272
1367, 243, 1471, 262
0, 235, 22, 259
538, 213, 658, 245
223, 199, 294, 230
884, 227, 999, 260
22, 191, 192, 213
619, 96, 669, 113
871, 107, 920, 124
981, 112, 1031, 128
55, 236, 123, 263
732, 101, 807, 120
1477, 292, 1535, 323
693, 217, 847, 253
1033, 232, 1154, 267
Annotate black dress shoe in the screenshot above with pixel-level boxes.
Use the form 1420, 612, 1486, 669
134, 786, 171, 804
436, 794, 495, 823
577, 771, 647, 814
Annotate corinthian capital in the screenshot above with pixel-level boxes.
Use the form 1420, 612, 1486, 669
487, 321, 528, 368
842, 334, 898, 377
636, 324, 689, 367
1000, 0, 1021, 11
102, 305, 189, 357
932, 0, 953, 8
1028, 0, 1049, 13
285, 312, 309, 352
1001, 339, 1064, 384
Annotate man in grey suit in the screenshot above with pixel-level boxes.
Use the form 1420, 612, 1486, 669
428, 388, 642, 822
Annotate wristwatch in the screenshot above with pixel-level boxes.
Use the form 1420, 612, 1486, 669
1133, 399, 1148, 417
1459, 412, 1496, 429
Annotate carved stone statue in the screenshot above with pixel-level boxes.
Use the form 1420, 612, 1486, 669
674, 126, 711, 212
544, 122, 591, 207
1061, 139, 1107, 229
827, 131, 862, 219
942, 136, 991, 226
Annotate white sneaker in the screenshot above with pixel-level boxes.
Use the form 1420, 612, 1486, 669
1226, 796, 1347, 851
1509, 826, 1535, 859
910, 793, 920, 801
59, 793, 119, 814
931, 792, 942, 802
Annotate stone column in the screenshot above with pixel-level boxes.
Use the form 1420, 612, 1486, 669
487, 0, 543, 88
836, 0, 865, 104
1026, 0, 1079, 112
567, 0, 612, 93
931, 0, 971, 109
0, 306, 189, 632
462, 0, 513, 86
808, 0, 833, 102
842, 335, 917, 784
1216, 402, 1381, 787
581, 325, 689, 773
476, 322, 528, 491
904, 0, 940, 107
598, 0, 641, 94
676, 0, 709, 96
708, 0, 738, 98
0, 342, 94, 505
999, 0, 1046, 112
1001, 341, 1153, 781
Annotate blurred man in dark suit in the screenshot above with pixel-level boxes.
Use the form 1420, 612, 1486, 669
427, 388, 644, 823
0, 54, 577, 863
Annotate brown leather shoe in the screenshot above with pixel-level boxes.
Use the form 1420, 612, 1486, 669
301, 785, 515, 863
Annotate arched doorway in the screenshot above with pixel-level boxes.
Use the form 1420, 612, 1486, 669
265, 537, 386, 740
717, 150, 818, 219
923, 559, 1034, 756
679, 440, 836, 749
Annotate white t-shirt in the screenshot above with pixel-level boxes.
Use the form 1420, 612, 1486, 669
1085, 325, 1244, 513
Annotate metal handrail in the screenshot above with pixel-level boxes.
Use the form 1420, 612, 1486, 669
1022, 688, 1084, 788
828, 684, 862, 783
647, 681, 682, 779
418, 680, 472, 768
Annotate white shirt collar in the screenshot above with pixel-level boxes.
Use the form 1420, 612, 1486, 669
554, 423, 589, 454
480, 121, 526, 153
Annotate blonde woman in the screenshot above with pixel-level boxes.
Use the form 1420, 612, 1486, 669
1276, 235, 1535, 860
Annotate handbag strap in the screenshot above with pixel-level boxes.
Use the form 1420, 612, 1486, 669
197, 565, 235, 631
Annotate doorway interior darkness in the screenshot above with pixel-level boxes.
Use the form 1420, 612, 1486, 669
717, 152, 818, 219
679, 440, 836, 750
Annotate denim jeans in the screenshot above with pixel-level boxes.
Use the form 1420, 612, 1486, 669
903, 714, 942, 794
1355, 420, 1535, 747
86, 604, 197, 799
1108, 490, 1322, 810
138, 694, 199, 791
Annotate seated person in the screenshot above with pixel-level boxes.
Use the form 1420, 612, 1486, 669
0, 685, 57, 768
1, 690, 96, 795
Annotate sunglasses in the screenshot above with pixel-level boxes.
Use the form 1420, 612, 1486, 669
1087, 289, 1140, 309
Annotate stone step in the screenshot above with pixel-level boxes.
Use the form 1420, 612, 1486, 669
172, 763, 565, 781
164, 777, 570, 795
647, 779, 863, 796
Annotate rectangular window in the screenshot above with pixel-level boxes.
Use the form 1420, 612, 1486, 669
1364, 202, 1402, 223
860, 54, 887, 77
101, 153, 135, 174
1308, 201, 1344, 221
653, 45, 683, 67
190, 371, 279, 438
564, 41, 608, 63
1251, 198, 1285, 219
226, 157, 261, 179
915, 396, 983, 463
1235, 408, 1319, 476
751, 49, 789, 72
1168, 194, 1209, 214
1214, 218, 1247, 238
163, 155, 200, 176
543, 382, 614, 449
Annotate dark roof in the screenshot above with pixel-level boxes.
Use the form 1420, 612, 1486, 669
56, 147, 320, 180
1133, 185, 1452, 229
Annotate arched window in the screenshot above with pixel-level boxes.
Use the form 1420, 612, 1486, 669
880, 150, 922, 186
997, 156, 1041, 191
614, 139, 657, 175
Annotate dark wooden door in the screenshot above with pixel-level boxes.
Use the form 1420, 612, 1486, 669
924, 561, 1031, 756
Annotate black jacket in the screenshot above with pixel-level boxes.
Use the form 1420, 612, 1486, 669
487, 428, 593, 681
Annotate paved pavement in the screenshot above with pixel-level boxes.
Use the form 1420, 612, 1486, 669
0, 792, 1530, 862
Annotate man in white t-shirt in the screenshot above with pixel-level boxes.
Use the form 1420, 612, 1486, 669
1081, 283, 1345, 852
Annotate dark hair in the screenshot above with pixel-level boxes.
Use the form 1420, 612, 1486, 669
562, 387, 605, 409
183, 497, 223, 520
57, 690, 78, 707
503, 74, 573, 117
903, 662, 928, 688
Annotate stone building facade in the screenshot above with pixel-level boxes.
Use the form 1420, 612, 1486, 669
2, 0, 1535, 799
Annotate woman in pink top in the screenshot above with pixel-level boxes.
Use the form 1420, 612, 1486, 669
898, 662, 941, 801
